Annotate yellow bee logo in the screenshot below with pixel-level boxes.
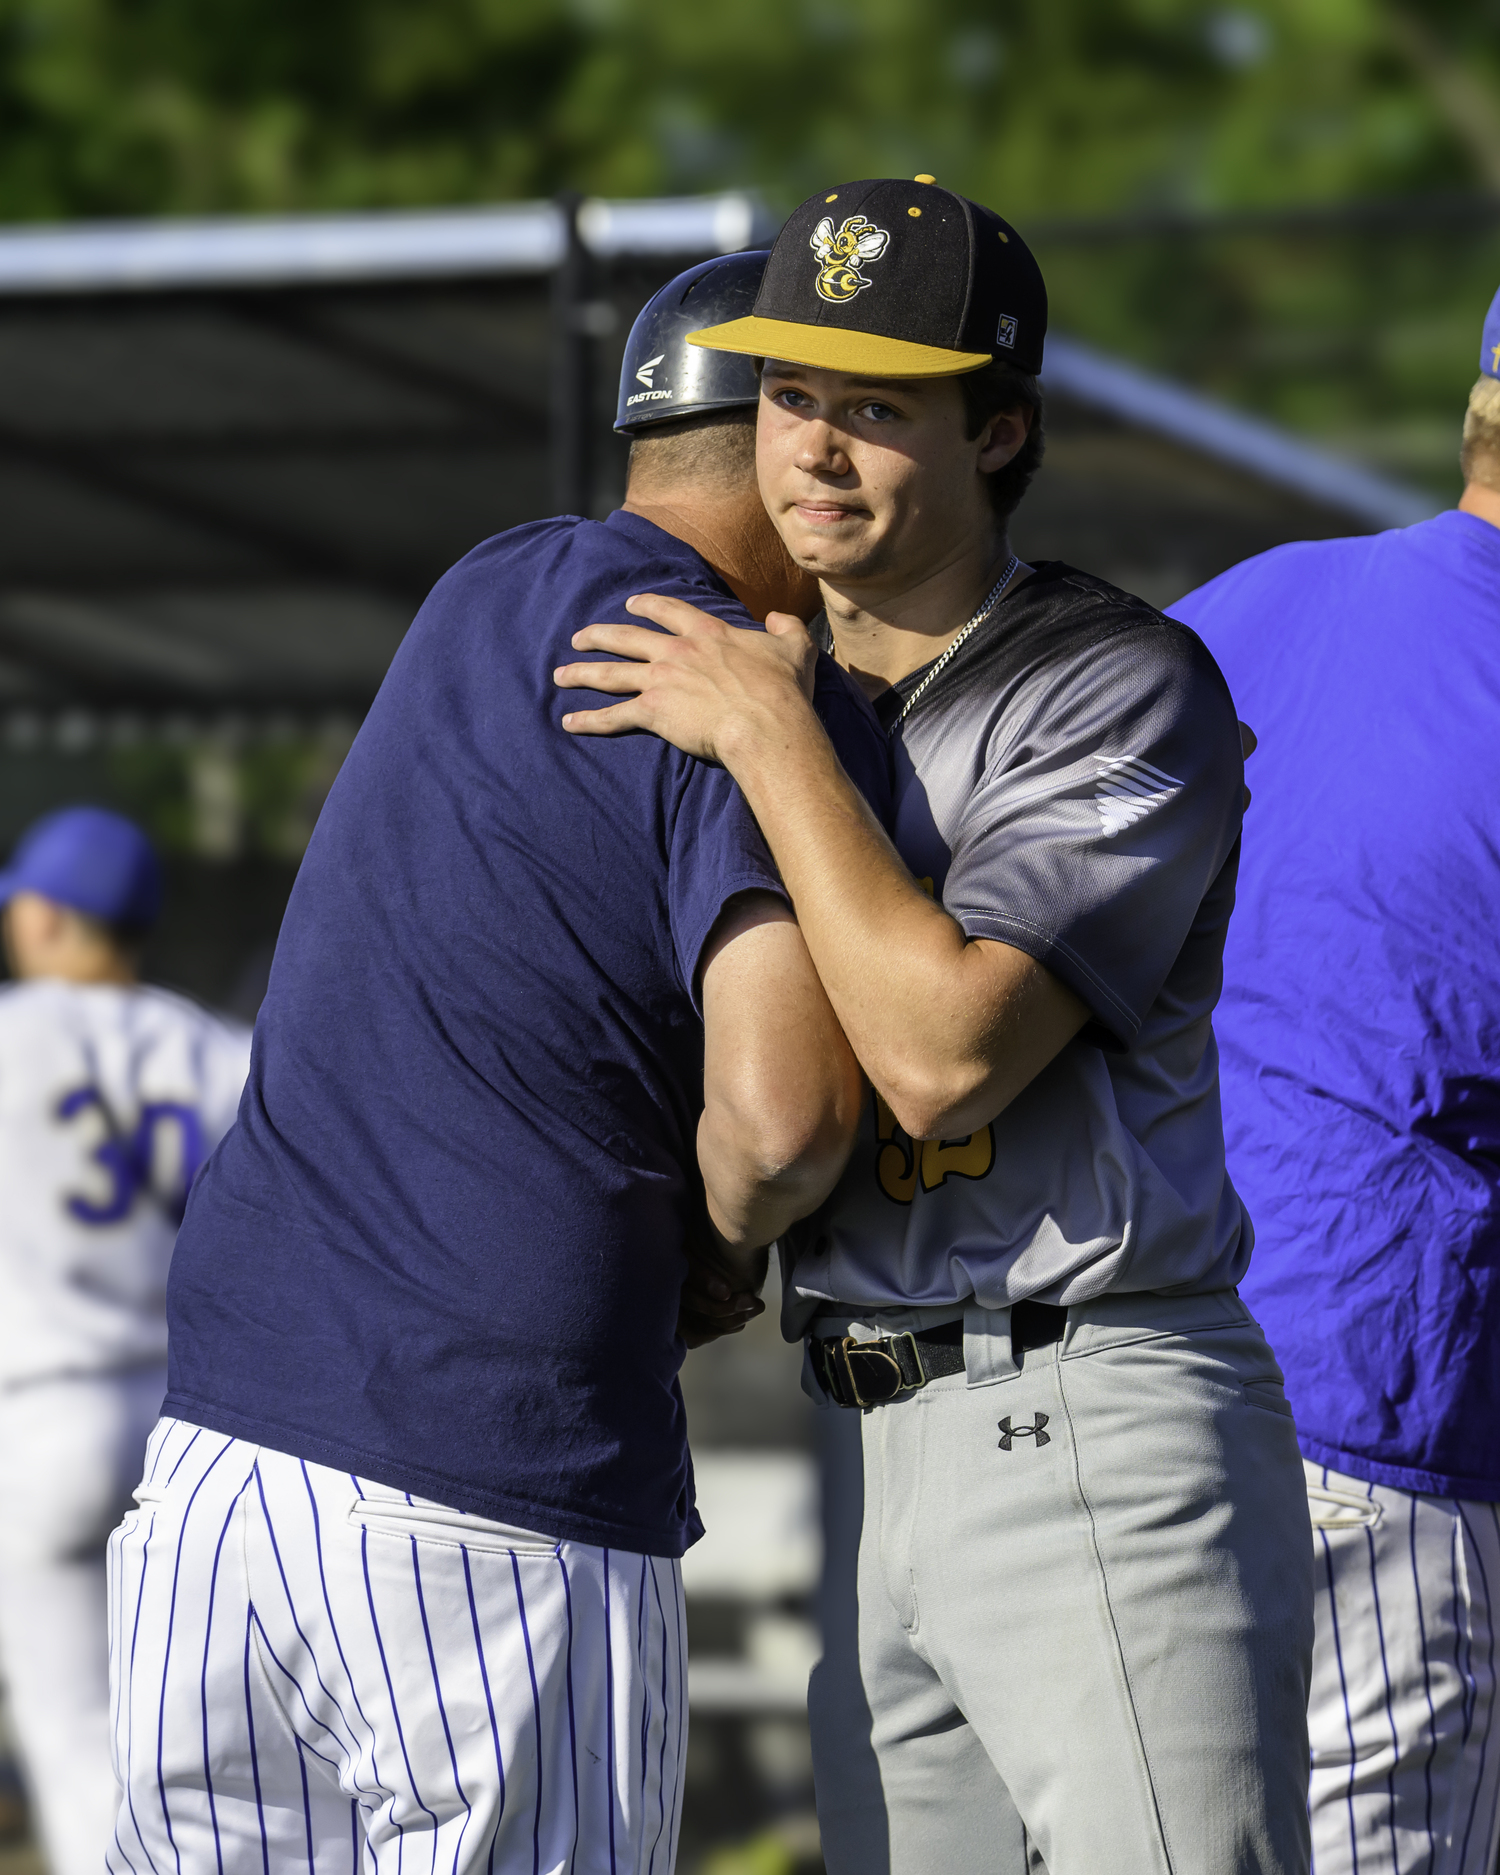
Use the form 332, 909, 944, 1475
810, 214, 891, 303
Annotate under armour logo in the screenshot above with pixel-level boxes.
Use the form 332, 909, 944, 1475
998, 1413, 1050, 1450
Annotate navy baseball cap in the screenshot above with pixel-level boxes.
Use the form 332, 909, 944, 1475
1483, 284, 1500, 379
689, 174, 1047, 379
0, 807, 162, 925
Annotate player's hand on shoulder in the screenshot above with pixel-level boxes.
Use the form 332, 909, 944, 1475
554, 594, 818, 766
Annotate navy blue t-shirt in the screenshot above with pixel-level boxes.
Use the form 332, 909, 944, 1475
165, 509, 888, 1555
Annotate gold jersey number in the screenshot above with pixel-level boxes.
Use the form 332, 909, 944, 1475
875, 1090, 995, 1205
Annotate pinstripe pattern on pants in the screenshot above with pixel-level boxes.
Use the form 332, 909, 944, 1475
106, 1419, 687, 1875
1307, 1460, 1500, 1875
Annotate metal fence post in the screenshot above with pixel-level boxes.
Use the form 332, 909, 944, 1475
551, 191, 593, 517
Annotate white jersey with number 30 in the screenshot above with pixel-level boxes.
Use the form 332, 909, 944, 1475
0, 979, 251, 1388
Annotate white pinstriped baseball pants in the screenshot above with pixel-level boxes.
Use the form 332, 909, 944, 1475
106, 1419, 687, 1875
1307, 1462, 1500, 1875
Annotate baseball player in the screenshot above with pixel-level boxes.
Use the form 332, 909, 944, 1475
0, 806, 250, 1875
106, 255, 889, 1875
1163, 287, 1500, 1875
557, 176, 1314, 1873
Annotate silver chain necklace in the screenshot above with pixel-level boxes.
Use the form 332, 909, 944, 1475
887, 554, 1020, 737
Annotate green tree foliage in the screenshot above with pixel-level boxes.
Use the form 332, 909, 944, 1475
0, 0, 1495, 484
1, 0, 1495, 221
0, 0, 591, 217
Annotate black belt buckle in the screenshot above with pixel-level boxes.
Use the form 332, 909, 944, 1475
823, 1332, 925, 1408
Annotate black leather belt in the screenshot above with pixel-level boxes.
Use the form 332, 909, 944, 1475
815, 1301, 1068, 1409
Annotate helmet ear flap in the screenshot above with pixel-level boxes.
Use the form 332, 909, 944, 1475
614, 252, 770, 437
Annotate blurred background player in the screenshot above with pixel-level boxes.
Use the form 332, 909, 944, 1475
1167, 286, 1500, 1875
0, 806, 251, 1875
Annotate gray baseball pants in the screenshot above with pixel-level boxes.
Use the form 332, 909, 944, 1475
808, 1288, 1315, 1875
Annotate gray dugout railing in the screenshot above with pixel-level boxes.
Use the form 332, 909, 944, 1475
0, 192, 781, 520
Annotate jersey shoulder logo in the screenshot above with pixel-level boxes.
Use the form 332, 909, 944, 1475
810, 215, 890, 303
1093, 755, 1182, 839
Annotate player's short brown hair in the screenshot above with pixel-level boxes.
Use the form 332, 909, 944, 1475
958, 359, 1046, 525
1461, 376, 1500, 492
625, 408, 756, 493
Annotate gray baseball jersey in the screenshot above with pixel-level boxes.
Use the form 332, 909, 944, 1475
786, 562, 1250, 1329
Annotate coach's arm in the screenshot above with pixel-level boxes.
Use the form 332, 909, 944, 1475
685, 889, 863, 1336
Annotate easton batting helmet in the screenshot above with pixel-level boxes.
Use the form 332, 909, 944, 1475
614, 251, 769, 435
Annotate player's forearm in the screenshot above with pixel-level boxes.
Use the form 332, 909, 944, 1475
718, 703, 1034, 1139
695, 1102, 853, 1269
696, 890, 864, 1268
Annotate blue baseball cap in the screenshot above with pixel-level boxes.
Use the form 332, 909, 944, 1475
0, 807, 162, 926
1483, 284, 1500, 379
